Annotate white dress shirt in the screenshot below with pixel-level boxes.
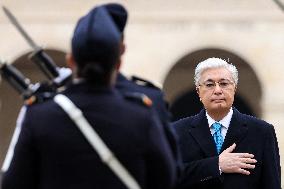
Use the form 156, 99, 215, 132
206, 108, 233, 140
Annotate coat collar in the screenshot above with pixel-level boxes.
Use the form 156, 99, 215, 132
188, 109, 218, 156
220, 107, 248, 152
116, 72, 129, 88
63, 81, 116, 95
188, 108, 248, 156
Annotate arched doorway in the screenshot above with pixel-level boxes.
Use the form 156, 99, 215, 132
163, 48, 262, 121
0, 49, 67, 165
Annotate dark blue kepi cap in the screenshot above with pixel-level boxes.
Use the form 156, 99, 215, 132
72, 6, 120, 65
103, 3, 128, 33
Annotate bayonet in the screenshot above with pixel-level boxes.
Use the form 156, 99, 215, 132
2, 6, 39, 50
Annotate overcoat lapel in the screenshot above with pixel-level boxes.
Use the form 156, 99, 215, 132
188, 109, 218, 157
221, 108, 248, 152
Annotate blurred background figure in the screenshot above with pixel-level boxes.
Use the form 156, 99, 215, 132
103, 3, 181, 175
1, 4, 176, 189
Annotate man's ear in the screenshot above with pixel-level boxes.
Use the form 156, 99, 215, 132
196, 86, 200, 95
196, 86, 202, 102
115, 62, 121, 71
117, 41, 125, 71
66, 53, 76, 71
120, 42, 126, 55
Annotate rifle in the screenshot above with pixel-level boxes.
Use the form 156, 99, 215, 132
2, 6, 72, 88
0, 60, 55, 105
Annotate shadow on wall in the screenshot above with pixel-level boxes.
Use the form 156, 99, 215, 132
163, 48, 262, 121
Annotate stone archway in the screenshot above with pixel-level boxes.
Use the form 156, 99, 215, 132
0, 49, 67, 165
163, 48, 262, 121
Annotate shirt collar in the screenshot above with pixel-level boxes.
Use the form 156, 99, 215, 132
206, 108, 233, 129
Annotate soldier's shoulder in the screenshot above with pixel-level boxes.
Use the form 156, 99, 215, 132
131, 76, 161, 90
122, 91, 153, 108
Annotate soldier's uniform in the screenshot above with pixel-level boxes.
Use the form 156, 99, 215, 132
116, 74, 182, 176
2, 4, 176, 189
116, 74, 170, 122
2, 82, 176, 189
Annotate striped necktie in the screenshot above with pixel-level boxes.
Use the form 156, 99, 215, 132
212, 122, 224, 154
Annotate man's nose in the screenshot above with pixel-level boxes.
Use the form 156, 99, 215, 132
213, 83, 223, 93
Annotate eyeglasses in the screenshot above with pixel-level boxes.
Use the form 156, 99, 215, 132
199, 79, 234, 90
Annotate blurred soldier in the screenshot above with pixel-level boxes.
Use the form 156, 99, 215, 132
2, 5, 176, 189
103, 4, 181, 177
104, 3, 171, 124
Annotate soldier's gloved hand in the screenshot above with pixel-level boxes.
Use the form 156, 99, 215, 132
24, 82, 56, 105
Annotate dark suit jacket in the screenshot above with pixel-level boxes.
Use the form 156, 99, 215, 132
173, 108, 281, 189
2, 82, 176, 189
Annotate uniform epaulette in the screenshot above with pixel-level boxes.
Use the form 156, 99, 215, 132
123, 92, 153, 107
131, 76, 161, 90
24, 92, 55, 106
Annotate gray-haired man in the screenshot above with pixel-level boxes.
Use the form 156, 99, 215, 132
173, 57, 280, 189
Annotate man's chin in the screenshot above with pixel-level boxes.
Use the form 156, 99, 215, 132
211, 103, 227, 110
